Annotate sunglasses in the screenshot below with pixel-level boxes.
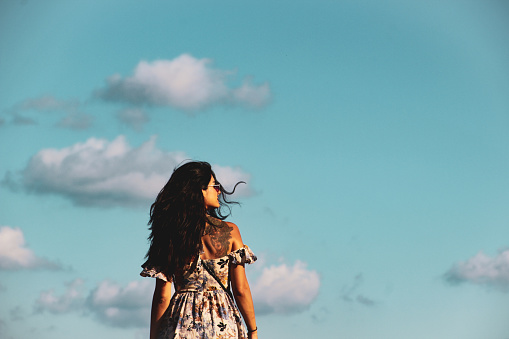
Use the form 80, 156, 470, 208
208, 184, 221, 193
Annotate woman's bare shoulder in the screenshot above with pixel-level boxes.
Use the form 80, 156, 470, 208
226, 221, 244, 251
225, 221, 238, 230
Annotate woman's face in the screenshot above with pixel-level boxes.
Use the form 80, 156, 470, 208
202, 175, 220, 209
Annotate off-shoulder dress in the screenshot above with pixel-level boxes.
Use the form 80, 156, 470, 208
141, 245, 257, 339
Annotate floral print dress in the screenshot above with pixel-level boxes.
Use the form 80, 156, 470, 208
141, 246, 257, 339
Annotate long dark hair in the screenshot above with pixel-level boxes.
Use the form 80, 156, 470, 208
145, 161, 243, 278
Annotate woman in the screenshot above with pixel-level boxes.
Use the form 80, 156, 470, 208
141, 161, 258, 339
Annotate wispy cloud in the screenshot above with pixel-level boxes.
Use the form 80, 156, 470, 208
9, 306, 26, 322
10, 96, 80, 113
0, 226, 63, 271
3, 135, 253, 207
12, 115, 37, 125
444, 249, 509, 291
116, 107, 149, 131
341, 273, 378, 307
95, 54, 271, 112
251, 260, 320, 315
55, 113, 93, 130
0, 318, 7, 338
3, 95, 93, 129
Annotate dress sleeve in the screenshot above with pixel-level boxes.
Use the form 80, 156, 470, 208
228, 245, 257, 265
140, 261, 172, 282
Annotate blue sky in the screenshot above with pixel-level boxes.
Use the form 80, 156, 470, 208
1, 0, 509, 338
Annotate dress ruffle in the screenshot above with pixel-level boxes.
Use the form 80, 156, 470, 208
140, 264, 172, 282
140, 245, 257, 281
228, 245, 257, 265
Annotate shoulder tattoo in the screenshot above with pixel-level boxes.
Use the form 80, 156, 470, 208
205, 220, 233, 257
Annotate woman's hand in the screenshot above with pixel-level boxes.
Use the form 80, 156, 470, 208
248, 331, 258, 339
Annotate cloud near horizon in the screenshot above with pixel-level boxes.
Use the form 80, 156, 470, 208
0, 226, 62, 270
444, 249, 509, 291
87, 280, 153, 328
4, 135, 253, 207
35, 279, 152, 328
34, 259, 320, 328
95, 54, 271, 111
251, 260, 320, 315
35, 279, 85, 314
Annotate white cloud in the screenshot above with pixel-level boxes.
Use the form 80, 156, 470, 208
116, 107, 150, 131
96, 54, 270, 111
251, 260, 320, 315
17, 135, 186, 207
232, 79, 271, 108
9, 135, 252, 207
87, 280, 153, 328
445, 249, 509, 290
0, 226, 61, 270
35, 279, 85, 314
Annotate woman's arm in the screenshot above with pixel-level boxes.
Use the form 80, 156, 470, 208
150, 278, 172, 339
231, 263, 258, 338
229, 223, 258, 339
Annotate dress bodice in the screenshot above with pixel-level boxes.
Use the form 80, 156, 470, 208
140, 245, 256, 339
141, 245, 256, 291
